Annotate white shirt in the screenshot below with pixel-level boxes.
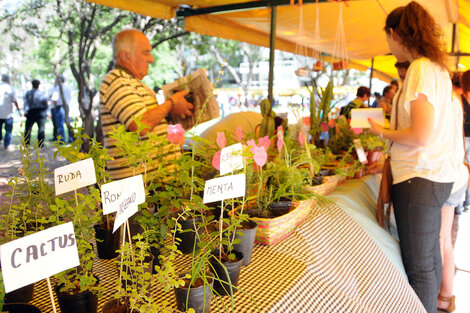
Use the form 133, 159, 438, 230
50, 84, 72, 107
390, 58, 457, 184
0, 82, 17, 119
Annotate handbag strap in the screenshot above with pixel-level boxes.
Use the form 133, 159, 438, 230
387, 87, 402, 152
462, 95, 469, 167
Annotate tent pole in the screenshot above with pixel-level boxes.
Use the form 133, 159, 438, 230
268, 5, 277, 104
369, 57, 374, 106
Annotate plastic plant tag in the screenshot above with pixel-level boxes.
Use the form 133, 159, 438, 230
203, 173, 246, 203
112, 190, 140, 233
353, 139, 368, 164
0, 222, 79, 293
220, 143, 244, 175
54, 158, 97, 195
101, 175, 145, 215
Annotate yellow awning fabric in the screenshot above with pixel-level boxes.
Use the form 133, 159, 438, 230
85, 0, 470, 80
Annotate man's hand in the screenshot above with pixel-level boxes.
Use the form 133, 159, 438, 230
170, 90, 194, 119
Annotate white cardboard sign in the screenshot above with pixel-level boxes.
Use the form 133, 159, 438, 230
0, 222, 79, 293
220, 143, 244, 175
350, 108, 385, 128
203, 173, 246, 203
112, 190, 139, 233
101, 175, 145, 215
353, 139, 368, 164
54, 158, 97, 195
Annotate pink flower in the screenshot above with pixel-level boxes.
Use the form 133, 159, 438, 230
212, 150, 221, 170
258, 136, 271, 152
351, 128, 363, 135
321, 122, 329, 132
328, 118, 336, 128
277, 137, 284, 154
167, 124, 185, 145
298, 130, 305, 146
216, 132, 226, 149
253, 146, 267, 167
277, 125, 284, 139
236, 126, 243, 142
247, 139, 257, 154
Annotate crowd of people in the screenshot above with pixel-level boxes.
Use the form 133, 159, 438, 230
0, 74, 73, 150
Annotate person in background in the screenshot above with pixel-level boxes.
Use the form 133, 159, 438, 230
390, 79, 399, 92
23, 79, 49, 147
0, 74, 21, 151
340, 86, 371, 118
436, 72, 468, 313
395, 61, 410, 82
460, 70, 470, 213
368, 2, 457, 312
378, 85, 395, 119
49, 75, 72, 143
370, 92, 381, 108
100, 29, 193, 181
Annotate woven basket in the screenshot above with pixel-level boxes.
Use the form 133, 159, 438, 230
247, 200, 314, 246
303, 175, 343, 196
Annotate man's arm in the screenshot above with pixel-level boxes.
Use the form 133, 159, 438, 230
127, 90, 193, 135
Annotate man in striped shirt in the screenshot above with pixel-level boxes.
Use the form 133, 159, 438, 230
100, 29, 193, 181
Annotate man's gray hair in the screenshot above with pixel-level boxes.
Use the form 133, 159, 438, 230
113, 29, 145, 60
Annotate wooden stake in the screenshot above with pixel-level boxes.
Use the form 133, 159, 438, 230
74, 190, 79, 207
46, 277, 58, 313
219, 199, 224, 261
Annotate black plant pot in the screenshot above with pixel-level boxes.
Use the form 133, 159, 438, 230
233, 220, 258, 266
4, 283, 35, 303
94, 224, 120, 259
150, 246, 162, 274
269, 201, 292, 217
209, 249, 244, 296
176, 217, 203, 254
102, 299, 132, 313
55, 277, 99, 313
174, 276, 213, 313
2, 303, 41, 313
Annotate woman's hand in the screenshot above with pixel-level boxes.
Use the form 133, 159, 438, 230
368, 118, 384, 137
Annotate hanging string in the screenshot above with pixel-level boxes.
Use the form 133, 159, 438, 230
332, 1, 348, 69
375, 0, 388, 15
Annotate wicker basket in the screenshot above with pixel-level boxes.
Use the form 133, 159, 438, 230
303, 175, 343, 196
247, 200, 314, 246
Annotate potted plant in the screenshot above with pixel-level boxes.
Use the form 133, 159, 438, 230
0, 140, 56, 304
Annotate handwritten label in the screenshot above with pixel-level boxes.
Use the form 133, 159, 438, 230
350, 108, 385, 128
101, 175, 145, 215
0, 222, 79, 293
220, 143, 244, 175
203, 173, 246, 203
353, 139, 368, 164
113, 190, 139, 233
54, 158, 97, 195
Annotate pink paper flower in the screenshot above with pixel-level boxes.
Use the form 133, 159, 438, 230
277, 137, 284, 154
247, 139, 257, 154
236, 126, 243, 142
328, 118, 336, 128
216, 132, 226, 149
298, 130, 305, 146
321, 122, 329, 132
351, 127, 363, 135
253, 146, 267, 167
277, 125, 284, 139
167, 124, 185, 145
258, 136, 271, 152
212, 150, 221, 170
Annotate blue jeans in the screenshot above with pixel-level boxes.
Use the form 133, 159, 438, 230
0, 118, 13, 148
53, 106, 66, 143
392, 177, 452, 313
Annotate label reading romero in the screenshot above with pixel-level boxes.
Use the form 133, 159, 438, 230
203, 173, 246, 203
0, 222, 79, 293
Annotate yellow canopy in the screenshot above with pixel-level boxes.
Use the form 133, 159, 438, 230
86, 0, 470, 80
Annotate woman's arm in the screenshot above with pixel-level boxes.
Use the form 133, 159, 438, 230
369, 93, 434, 147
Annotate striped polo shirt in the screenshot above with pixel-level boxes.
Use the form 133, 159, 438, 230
100, 66, 179, 181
